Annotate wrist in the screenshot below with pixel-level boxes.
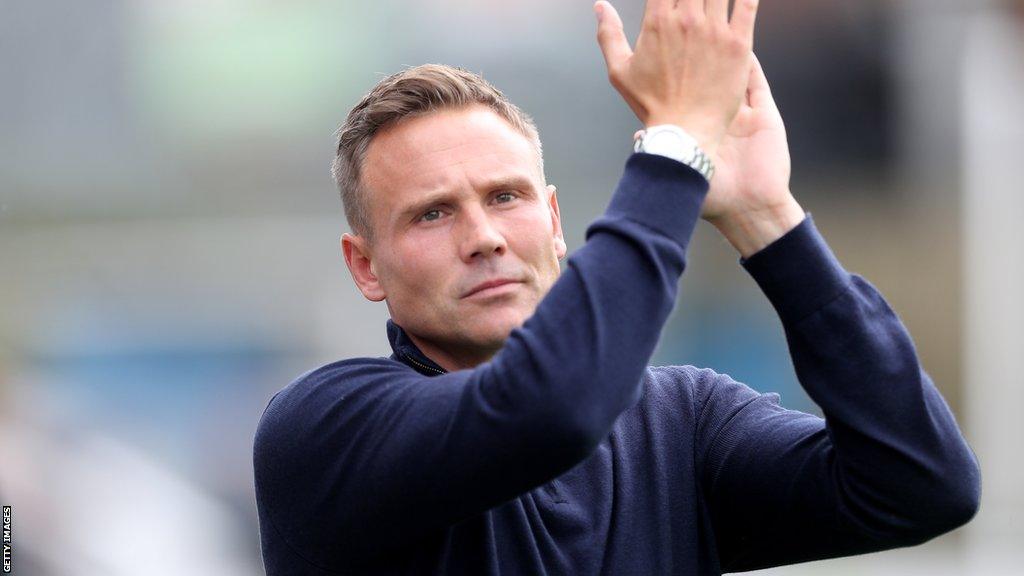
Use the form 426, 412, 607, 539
708, 195, 806, 259
644, 115, 722, 158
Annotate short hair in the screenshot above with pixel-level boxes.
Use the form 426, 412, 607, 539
332, 64, 544, 240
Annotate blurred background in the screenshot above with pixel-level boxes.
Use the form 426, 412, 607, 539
1, 0, 1020, 574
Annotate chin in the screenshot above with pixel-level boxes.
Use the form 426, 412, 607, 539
462, 310, 529, 348
470, 321, 518, 347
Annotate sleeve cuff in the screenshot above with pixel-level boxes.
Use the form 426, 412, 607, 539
602, 153, 709, 249
740, 214, 851, 324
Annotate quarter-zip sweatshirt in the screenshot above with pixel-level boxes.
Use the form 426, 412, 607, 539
254, 153, 980, 575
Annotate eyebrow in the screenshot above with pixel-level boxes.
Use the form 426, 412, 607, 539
393, 175, 537, 224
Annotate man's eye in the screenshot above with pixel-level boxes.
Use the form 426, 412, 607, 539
495, 191, 516, 203
420, 209, 442, 222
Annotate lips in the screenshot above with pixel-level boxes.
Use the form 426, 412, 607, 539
463, 278, 521, 298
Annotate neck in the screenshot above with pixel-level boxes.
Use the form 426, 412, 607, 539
406, 332, 500, 372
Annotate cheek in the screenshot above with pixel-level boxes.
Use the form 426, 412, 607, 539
505, 217, 561, 288
381, 238, 451, 296
511, 209, 558, 255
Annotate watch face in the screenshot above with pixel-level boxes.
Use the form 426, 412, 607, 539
678, 144, 698, 164
649, 130, 696, 163
649, 130, 680, 147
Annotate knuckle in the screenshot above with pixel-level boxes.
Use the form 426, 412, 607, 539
677, 13, 699, 30
612, 62, 631, 80
728, 35, 752, 54
607, 69, 623, 88
738, 0, 759, 14
706, 24, 726, 42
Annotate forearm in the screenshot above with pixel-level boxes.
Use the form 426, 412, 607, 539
744, 218, 980, 540
703, 219, 980, 571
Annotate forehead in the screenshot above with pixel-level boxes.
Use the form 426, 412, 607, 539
361, 106, 540, 224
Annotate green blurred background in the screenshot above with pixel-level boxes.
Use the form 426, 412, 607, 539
1, 0, 1021, 574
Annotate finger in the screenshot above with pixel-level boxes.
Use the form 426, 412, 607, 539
706, 0, 730, 23
595, 1, 633, 73
677, 0, 705, 19
642, 0, 673, 22
729, 0, 760, 42
746, 53, 777, 111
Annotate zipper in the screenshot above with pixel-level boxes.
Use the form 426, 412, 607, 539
400, 351, 447, 376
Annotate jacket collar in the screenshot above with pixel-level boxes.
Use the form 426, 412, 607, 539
387, 320, 447, 376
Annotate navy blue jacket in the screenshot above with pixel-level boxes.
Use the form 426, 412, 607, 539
254, 154, 980, 575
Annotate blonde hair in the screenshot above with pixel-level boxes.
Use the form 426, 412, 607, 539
332, 64, 543, 240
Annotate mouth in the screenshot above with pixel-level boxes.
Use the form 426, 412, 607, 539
462, 278, 521, 299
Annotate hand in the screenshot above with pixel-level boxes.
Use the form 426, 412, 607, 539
703, 56, 805, 257
594, 0, 760, 156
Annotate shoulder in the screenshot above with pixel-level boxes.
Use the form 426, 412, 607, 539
635, 364, 721, 418
254, 357, 417, 456
642, 364, 738, 399
642, 365, 809, 455
618, 365, 770, 452
265, 357, 411, 413
640, 365, 777, 420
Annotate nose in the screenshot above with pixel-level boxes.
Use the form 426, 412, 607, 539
458, 205, 507, 263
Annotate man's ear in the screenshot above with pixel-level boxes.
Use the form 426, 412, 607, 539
342, 233, 386, 302
547, 184, 568, 260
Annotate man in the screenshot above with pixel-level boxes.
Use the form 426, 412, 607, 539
254, 1, 980, 574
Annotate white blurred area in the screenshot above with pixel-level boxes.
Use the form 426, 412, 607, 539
1, 0, 1021, 574
0, 418, 252, 575
962, 1, 1024, 574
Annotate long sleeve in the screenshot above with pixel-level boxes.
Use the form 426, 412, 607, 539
696, 216, 981, 572
254, 154, 708, 572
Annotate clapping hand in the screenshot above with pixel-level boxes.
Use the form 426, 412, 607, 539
594, 0, 804, 257
593, 0, 759, 157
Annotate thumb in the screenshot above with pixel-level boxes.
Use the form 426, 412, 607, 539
594, 1, 631, 73
746, 54, 778, 112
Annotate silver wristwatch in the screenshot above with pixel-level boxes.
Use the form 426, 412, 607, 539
633, 124, 715, 182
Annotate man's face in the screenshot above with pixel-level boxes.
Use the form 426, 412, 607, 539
344, 105, 566, 365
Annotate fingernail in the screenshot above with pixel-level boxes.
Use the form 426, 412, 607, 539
595, 2, 604, 22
